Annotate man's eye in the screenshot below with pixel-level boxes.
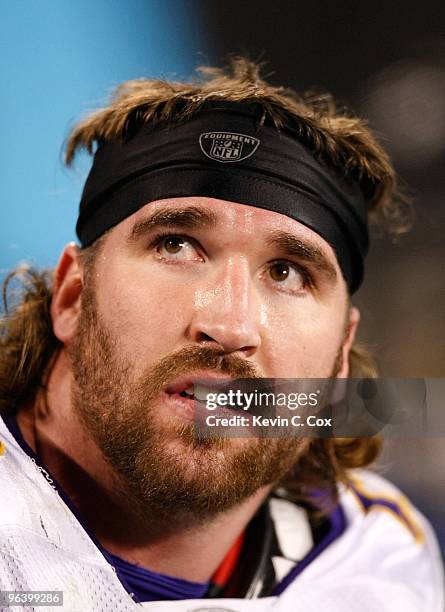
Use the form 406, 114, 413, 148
268, 262, 306, 292
156, 235, 202, 261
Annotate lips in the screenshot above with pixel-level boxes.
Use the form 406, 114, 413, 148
161, 372, 234, 421
164, 372, 234, 399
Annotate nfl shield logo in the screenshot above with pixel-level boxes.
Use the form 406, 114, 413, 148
199, 132, 260, 163
211, 138, 242, 161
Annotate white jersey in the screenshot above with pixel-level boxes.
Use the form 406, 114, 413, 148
0, 415, 443, 612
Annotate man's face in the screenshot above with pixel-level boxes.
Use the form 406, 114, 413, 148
68, 197, 354, 523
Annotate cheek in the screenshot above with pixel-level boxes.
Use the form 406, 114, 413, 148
93, 263, 193, 367
260, 300, 346, 378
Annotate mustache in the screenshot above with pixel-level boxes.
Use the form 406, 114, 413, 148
134, 344, 260, 398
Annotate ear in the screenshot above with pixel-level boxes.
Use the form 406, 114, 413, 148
51, 243, 84, 344
336, 306, 360, 379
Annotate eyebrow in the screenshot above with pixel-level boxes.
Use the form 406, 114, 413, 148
127, 205, 218, 242
266, 230, 337, 282
127, 206, 337, 282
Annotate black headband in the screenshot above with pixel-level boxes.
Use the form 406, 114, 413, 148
76, 102, 369, 292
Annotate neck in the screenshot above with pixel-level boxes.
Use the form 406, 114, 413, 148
16, 350, 270, 582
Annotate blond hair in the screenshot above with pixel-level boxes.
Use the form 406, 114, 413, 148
66, 56, 409, 233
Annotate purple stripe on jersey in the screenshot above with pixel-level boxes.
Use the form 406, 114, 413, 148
354, 488, 397, 512
1, 414, 208, 603
272, 502, 347, 595
352, 486, 415, 535
103, 550, 208, 602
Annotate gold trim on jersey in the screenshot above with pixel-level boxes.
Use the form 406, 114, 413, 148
348, 476, 425, 545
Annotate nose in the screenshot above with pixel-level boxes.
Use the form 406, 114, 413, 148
187, 258, 262, 357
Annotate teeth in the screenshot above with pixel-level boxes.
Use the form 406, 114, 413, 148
194, 384, 219, 402
183, 385, 194, 397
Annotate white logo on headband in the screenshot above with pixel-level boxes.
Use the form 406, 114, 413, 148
199, 132, 260, 163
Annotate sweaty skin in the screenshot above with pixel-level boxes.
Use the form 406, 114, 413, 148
16, 197, 359, 583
